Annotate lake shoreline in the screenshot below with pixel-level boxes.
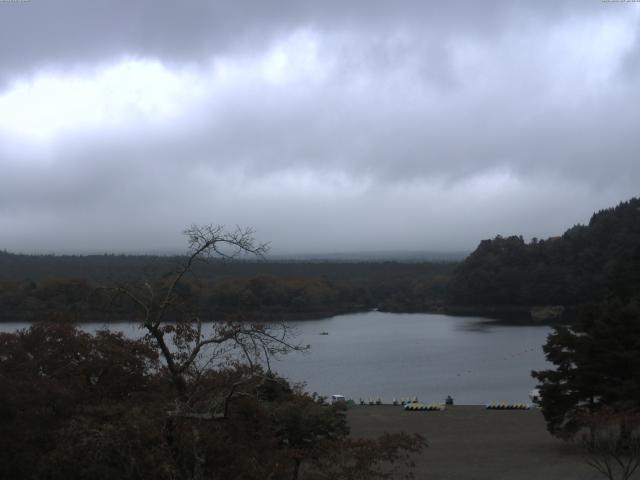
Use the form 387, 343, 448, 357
0, 303, 572, 326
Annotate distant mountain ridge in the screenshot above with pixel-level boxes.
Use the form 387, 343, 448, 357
449, 197, 640, 307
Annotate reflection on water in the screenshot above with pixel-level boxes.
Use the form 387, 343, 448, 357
0, 311, 551, 405
453, 320, 494, 333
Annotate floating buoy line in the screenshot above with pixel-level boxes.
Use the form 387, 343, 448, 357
404, 403, 446, 411
349, 397, 534, 410
485, 402, 531, 410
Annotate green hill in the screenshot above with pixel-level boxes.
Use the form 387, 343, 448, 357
449, 197, 640, 308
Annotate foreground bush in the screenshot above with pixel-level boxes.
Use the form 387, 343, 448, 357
0, 323, 424, 480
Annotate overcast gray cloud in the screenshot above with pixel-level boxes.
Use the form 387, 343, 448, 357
0, 1, 639, 254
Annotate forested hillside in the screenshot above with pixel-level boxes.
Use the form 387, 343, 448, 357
449, 197, 640, 307
3, 197, 639, 322
0, 252, 454, 322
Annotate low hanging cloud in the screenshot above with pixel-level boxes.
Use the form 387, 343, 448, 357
0, 1, 639, 254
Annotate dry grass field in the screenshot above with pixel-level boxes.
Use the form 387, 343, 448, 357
347, 405, 610, 480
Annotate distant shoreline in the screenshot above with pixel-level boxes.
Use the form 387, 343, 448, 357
0, 304, 571, 326
379, 304, 571, 325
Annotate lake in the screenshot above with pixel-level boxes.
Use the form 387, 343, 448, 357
0, 311, 552, 405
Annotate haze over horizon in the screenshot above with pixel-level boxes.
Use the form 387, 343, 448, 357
1, 1, 639, 255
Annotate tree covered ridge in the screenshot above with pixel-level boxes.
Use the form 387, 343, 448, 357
2, 197, 639, 320
449, 197, 640, 307
0, 257, 454, 322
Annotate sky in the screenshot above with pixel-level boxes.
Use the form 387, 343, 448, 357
1, 0, 639, 255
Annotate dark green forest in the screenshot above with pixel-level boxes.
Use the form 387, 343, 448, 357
0, 252, 454, 322
1, 197, 639, 323
449, 197, 640, 312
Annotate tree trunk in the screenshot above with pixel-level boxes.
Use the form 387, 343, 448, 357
292, 458, 301, 480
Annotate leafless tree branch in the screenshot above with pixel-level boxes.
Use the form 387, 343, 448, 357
103, 224, 303, 408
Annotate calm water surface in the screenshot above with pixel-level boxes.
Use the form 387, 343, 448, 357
1, 311, 551, 405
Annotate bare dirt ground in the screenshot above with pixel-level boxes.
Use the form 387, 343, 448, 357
347, 405, 610, 480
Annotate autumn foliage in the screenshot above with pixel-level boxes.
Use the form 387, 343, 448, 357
0, 323, 425, 480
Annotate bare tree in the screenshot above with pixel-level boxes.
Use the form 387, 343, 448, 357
111, 224, 307, 411
577, 408, 640, 480
107, 225, 314, 479
101, 225, 429, 480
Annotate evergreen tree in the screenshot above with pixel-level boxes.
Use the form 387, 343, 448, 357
532, 300, 640, 438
